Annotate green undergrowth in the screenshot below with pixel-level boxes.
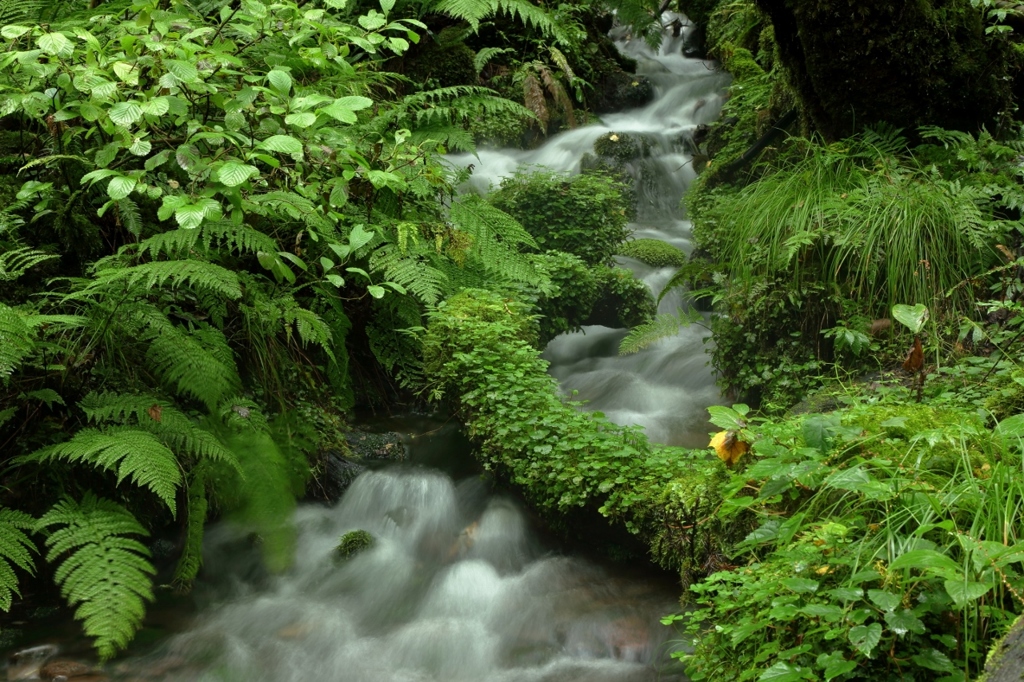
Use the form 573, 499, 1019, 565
422, 289, 739, 582
666, 389, 1024, 682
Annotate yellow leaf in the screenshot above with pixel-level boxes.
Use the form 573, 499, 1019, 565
709, 430, 748, 466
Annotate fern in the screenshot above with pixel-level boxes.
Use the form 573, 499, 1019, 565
0, 246, 57, 281
0, 508, 36, 612
474, 47, 513, 75
36, 494, 155, 661
114, 198, 143, 238
0, 303, 34, 379
24, 428, 182, 514
619, 310, 706, 355
147, 324, 241, 411
88, 260, 243, 300
80, 391, 242, 472
137, 222, 279, 260
370, 244, 449, 305
432, 0, 568, 43
172, 465, 208, 593
448, 195, 540, 283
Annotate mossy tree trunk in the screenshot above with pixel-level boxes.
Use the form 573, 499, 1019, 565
752, 0, 1016, 140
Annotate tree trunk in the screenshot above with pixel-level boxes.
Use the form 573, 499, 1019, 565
753, 0, 1017, 140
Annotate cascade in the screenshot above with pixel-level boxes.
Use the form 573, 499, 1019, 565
450, 15, 730, 447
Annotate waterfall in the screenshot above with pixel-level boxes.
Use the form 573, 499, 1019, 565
449, 14, 730, 448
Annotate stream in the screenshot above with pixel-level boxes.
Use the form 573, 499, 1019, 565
6, 15, 727, 682
452, 17, 730, 447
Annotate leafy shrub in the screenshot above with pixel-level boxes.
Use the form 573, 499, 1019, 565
589, 266, 656, 329
489, 169, 633, 265
617, 238, 688, 267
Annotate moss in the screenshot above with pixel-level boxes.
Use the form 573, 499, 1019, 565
334, 530, 375, 563
759, 0, 1018, 140
587, 266, 656, 329
592, 132, 649, 163
617, 238, 688, 267
405, 33, 477, 89
978, 613, 1024, 682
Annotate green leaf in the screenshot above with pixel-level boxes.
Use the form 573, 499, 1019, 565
827, 587, 863, 601
800, 603, 844, 621
106, 176, 137, 200
38, 32, 71, 57
267, 69, 292, 95
848, 622, 882, 657
367, 285, 386, 299
707, 405, 745, 430
759, 662, 808, 682
166, 59, 199, 83
892, 304, 929, 334
108, 101, 143, 127
823, 659, 856, 681
910, 648, 955, 673
284, 112, 317, 128
884, 609, 925, 636
781, 577, 819, 594
144, 149, 171, 171
334, 95, 373, 111
888, 549, 962, 578
174, 198, 222, 230
943, 579, 990, 607
259, 135, 304, 155
1, 25, 31, 39
803, 414, 840, 451
867, 589, 901, 612
216, 162, 258, 187
140, 97, 170, 117
128, 139, 152, 157
995, 413, 1024, 451
321, 101, 357, 123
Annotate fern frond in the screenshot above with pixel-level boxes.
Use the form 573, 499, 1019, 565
172, 465, 207, 593
370, 245, 449, 305
80, 392, 242, 472
25, 428, 181, 514
474, 47, 513, 75
36, 494, 154, 661
619, 310, 704, 355
272, 295, 336, 359
432, 0, 566, 40
147, 324, 240, 411
448, 195, 540, 283
0, 246, 57, 281
89, 260, 243, 300
0, 303, 34, 379
0, 508, 36, 612
114, 198, 143, 238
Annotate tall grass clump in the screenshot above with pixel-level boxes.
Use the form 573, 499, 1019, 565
712, 129, 1009, 318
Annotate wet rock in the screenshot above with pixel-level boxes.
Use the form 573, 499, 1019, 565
312, 449, 367, 503
594, 72, 654, 114
8, 644, 59, 681
681, 23, 706, 59
38, 660, 96, 681
344, 431, 406, 462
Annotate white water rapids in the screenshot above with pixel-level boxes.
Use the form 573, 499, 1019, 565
451, 16, 730, 447
73, 17, 729, 682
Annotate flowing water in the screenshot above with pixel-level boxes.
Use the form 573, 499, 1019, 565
451, 17, 731, 447
8, 18, 729, 682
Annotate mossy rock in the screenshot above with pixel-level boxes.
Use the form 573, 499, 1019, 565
334, 530, 375, 563
979, 613, 1024, 682
617, 239, 687, 267
593, 132, 649, 163
586, 266, 656, 329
